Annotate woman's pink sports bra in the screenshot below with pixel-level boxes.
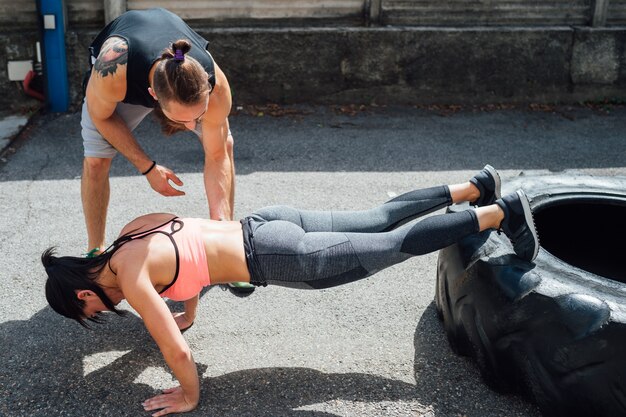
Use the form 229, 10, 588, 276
108, 216, 211, 301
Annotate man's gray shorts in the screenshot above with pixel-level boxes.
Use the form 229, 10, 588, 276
80, 99, 153, 158
81, 98, 226, 158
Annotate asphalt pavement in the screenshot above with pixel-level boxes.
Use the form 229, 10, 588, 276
0, 103, 625, 417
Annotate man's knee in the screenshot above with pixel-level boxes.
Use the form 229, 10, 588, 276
83, 157, 112, 180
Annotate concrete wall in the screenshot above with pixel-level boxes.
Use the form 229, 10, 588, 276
200, 26, 626, 105
1, 29, 41, 112
2, 25, 625, 112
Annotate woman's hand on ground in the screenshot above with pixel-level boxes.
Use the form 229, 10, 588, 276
143, 386, 197, 416
172, 311, 194, 331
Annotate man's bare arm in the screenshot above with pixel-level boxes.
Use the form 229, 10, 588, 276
86, 37, 184, 196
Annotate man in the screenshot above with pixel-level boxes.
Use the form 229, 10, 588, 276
81, 8, 253, 294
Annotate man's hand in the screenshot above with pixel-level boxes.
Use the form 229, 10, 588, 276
143, 386, 197, 416
145, 164, 185, 196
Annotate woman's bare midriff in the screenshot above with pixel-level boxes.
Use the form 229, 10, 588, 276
194, 219, 251, 284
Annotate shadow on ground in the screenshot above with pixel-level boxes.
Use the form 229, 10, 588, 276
412, 303, 540, 417
0, 307, 417, 417
0, 301, 540, 417
2, 106, 625, 182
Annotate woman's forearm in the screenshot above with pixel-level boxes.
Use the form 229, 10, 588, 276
183, 294, 199, 322
142, 350, 200, 414
163, 347, 200, 404
165, 351, 200, 407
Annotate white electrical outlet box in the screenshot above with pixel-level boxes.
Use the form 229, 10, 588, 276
8, 60, 33, 81
43, 14, 56, 29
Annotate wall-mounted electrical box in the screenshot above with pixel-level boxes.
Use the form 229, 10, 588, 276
8, 61, 34, 81
43, 14, 57, 29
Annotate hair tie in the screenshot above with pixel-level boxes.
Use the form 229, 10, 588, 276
174, 49, 185, 62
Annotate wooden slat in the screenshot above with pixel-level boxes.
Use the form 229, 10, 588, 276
67, 0, 104, 26
608, 0, 626, 24
127, 0, 364, 20
0, 0, 102, 28
382, 0, 592, 26
3, 0, 622, 29
388, 15, 589, 25
0, 0, 37, 28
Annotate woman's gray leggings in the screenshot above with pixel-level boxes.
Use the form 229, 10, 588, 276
240, 185, 479, 289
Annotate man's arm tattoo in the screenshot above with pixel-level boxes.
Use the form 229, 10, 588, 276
94, 37, 128, 77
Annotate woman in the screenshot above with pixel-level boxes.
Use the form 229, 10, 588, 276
43, 165, 539, 416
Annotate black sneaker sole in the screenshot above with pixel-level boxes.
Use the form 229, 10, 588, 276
484, 164, 502, 201
517, 189, 539, 261
224, 284, 256, 297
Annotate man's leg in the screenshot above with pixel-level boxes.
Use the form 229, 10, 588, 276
81, 157, 112, 254
80, 99, 152, 254
80, 99, 117, 255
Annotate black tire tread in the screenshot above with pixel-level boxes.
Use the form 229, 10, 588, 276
435, 174, 626, 417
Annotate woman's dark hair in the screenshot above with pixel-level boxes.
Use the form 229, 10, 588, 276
42, 247, 126, 328
151, 39, 213, 135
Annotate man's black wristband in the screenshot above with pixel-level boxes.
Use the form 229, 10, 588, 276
142, 161, 156, 175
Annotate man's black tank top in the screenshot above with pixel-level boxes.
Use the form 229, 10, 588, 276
89, 8, 216, 108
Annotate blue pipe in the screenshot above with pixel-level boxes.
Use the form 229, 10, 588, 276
38, 0, 69, 112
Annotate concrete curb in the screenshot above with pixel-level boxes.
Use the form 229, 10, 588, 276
0, 110, 40, 159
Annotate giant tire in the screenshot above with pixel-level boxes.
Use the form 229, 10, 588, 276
435, 173, 626, 417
